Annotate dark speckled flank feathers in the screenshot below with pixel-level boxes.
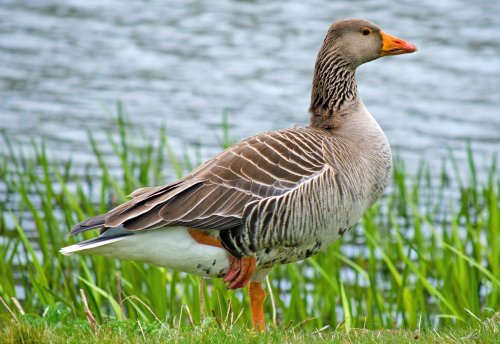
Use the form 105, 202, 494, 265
71, 127, 336, 237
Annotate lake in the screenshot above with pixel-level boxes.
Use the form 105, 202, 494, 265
1, 0, 499, 172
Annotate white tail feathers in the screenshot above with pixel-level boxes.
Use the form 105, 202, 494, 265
59, 235, 130, 256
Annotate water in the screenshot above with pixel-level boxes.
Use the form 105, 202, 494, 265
1, 0, 499, 170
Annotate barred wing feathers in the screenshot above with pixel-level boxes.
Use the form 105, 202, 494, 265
70, 128, 333, 235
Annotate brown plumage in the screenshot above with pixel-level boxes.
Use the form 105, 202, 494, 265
71, 128, 338, 254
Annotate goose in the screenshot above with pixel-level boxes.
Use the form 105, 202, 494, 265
61, 18, 416, 330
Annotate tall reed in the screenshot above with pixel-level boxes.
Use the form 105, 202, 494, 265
0, 105, 498, 329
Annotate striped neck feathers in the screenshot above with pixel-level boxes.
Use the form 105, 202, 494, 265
308, 51, 359, 130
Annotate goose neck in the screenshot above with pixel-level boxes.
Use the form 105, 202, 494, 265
308, 52, 359, 130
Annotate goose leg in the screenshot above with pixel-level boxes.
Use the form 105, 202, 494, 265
248, 281, 266, 331
188, 228, 256, 289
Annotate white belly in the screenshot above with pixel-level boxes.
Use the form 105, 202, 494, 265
61, 227, 231, 277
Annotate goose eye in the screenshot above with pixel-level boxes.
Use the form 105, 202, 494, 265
362, 28, 372, 36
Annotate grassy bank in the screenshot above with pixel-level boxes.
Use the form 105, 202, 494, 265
0, 106, 499, 339
1, 315, 498, 344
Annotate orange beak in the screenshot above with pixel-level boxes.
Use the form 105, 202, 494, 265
380, 31, 417, 56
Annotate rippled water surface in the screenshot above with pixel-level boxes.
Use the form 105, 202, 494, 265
1, 0, 499, 169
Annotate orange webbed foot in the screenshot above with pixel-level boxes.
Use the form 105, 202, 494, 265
223, 255, 256, 290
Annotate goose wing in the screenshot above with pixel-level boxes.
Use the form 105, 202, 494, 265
70, 128, 331, 235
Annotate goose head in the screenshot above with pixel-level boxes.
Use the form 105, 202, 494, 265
320, 19, 417, 68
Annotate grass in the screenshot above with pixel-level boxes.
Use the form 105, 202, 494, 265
0, 315, 498, 344
0, 104, 499, 341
